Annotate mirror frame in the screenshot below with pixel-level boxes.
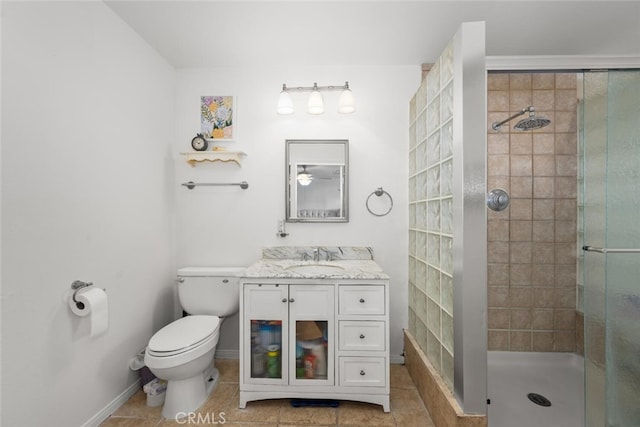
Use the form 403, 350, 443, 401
285, 139, 349, 223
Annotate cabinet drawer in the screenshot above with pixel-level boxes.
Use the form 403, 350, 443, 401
339, 321, 385, 351
339, 357, 386, 387
339, 285, 385, 315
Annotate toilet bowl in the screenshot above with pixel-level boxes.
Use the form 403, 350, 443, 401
145, 315, 220, 418
144, 267, 244, 420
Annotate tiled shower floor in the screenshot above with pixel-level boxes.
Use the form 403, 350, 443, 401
488, 351, 585, 427
100, 359, 435, 426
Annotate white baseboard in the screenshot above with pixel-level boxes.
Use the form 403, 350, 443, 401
215, 349, 239, 359
81, 379, 140, 427
390, 354, 405, 364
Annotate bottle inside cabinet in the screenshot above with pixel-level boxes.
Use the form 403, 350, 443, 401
295, 321, 328, 380
251, 320, 282, 378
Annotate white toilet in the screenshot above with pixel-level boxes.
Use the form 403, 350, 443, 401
144, 266, 245, 420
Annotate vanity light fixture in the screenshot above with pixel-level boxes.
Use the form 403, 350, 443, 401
297, 165, 313, 186
277, 81, 355, 115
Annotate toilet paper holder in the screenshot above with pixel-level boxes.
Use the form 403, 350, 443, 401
71, 280, 94, 309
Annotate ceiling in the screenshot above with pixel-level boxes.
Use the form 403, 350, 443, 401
105, 1, 640, 69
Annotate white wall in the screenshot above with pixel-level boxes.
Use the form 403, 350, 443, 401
1, 3, 419, 424
174, 65, 419, 359
1, 2, 176, 426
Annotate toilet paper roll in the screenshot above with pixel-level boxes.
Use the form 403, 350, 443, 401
70, 287, 109, 337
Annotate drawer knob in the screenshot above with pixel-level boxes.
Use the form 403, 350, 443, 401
282, 298, 288, 303
359, 334, 365, 339
359, 298, 365, 303
289, 298, 295, 303
360, 370, 366, 376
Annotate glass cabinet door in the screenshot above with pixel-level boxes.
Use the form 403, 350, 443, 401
289, 285, 334, 385
243, 284, 288, 384
250, 319, 283, 379
243, 284, 333, 385
294, 320, 329, 380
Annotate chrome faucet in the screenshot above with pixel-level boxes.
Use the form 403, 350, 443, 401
326, 250, 336, 261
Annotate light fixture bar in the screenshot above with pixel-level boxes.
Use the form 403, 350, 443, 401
278, 81, 355, 115
282, 82, 350, 92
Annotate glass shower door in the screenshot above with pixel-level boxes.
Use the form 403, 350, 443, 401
582, 70, 640, 427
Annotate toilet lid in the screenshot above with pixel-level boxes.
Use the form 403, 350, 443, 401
148, 315, 219, 354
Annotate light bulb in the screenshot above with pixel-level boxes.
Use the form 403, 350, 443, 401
297, 172, 313, 186
307, 83, 324, 114
338, 86, 356, 114
297, 165, 313, 186
277, 87, 294, 115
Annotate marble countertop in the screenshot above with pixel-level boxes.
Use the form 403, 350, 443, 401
242, 259, 389, 280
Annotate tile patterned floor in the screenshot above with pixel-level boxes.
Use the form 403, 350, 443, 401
101, 359, 435, 427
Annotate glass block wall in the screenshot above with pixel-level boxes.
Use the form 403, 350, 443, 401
408, 41, 455, 391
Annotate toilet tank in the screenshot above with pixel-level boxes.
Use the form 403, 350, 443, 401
177, 267, 245, 317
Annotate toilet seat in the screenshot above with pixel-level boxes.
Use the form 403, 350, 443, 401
148, 315, 220, 357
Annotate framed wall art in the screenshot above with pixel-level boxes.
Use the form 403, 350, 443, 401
200, 95, 235, 141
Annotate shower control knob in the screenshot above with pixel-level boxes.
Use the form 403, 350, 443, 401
487, 189, 510, 212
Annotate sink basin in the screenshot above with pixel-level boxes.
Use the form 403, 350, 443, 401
285, 264, 345, 275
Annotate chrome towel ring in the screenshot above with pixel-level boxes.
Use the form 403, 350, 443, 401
366, 187, 393, 217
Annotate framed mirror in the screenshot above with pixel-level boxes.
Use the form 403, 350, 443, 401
286, 139, 348, 222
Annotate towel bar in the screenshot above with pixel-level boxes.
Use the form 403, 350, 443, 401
181, 181, 249, 190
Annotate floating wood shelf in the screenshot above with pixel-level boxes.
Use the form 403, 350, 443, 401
181, 151, 247, 167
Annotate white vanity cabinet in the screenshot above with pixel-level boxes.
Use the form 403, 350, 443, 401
239, 278, 390, 412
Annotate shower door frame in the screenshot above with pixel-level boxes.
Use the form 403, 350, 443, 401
486, 56, 640, 72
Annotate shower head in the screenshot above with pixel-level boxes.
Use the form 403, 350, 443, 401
514, 115, 551, 131
491, 106, 551, 131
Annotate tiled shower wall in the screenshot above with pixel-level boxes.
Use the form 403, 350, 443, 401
487, 72, 578, 352
408, 43, 455, 391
